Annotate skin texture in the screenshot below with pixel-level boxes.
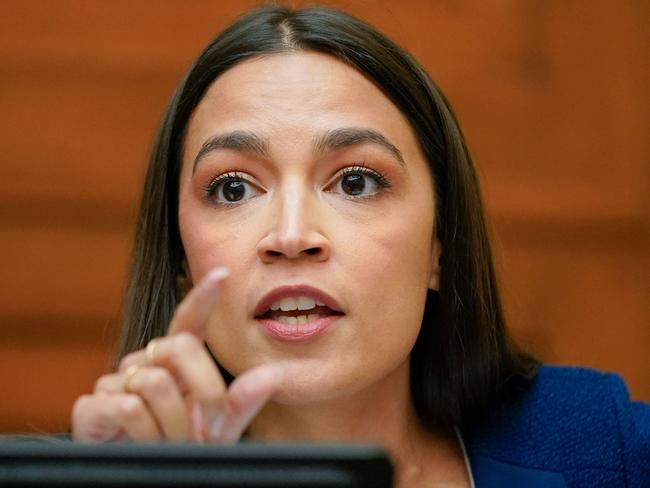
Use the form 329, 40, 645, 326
179, 51, 440, 406
73, 51, 470, 486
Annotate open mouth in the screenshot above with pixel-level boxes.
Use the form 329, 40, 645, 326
255, 296, 344, 325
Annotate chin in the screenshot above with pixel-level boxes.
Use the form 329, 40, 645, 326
268, 364, 378, 406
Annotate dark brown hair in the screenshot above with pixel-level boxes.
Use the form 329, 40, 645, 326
114, 5, 538, 429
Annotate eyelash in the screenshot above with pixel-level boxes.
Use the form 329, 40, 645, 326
334, 164, 391, 201
203, 171, 247, 198
202, 163, 392, 205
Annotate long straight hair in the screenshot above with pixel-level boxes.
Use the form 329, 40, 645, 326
114, 5, 538, 429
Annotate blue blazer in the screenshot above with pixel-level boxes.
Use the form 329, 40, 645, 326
462, 366, 650, 487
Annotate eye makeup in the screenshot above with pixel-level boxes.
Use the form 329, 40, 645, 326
200, 161, 393, 207
332, 164, 391, 189
201, 171, 262, 207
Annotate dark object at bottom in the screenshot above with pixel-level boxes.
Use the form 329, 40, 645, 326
0, 439, 393, 487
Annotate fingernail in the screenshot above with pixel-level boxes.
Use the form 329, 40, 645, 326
205, 267, 230, 285
254, 365, 283, 386
209, 413, 225, 439
201, 406, 225, 440
191, 402, 204, 441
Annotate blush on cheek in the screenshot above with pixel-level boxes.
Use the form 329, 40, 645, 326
182, 227, 238, 280
340, 218, 432, 339
369, 214, 433, 280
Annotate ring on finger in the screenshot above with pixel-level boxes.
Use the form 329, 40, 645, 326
146, 338, 160, 366
124, 364, 142, 393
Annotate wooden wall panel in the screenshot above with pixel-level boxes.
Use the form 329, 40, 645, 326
0, 227, 129, 319
0, 69, 164, 206
1, 0, 647, 433
495, 221, 650, 397
0, 344, 112, 433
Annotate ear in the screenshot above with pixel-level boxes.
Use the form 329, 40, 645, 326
428, 237, 442, 291
176, 257, 194, 300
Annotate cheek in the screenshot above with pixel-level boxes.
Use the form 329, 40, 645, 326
181, 217, 237, 279
180, 206, 260, 328
179, 198, 260, 352
335, 197, 435, 357
179, 192, 251, 281
347, 201, 434, 312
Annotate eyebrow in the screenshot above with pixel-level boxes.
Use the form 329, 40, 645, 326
192, 126, 404, 173
193, 130, 269, 173
313, 127, 405, 166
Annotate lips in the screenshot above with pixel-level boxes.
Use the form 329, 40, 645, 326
254, 284, 344, 318
254, 285, 345, 342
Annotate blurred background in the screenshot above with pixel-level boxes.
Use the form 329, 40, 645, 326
0, 0, 647, 433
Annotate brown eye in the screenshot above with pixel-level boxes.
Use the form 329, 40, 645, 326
341, 173, 366, 195
205, 173, 261, 206
222, 180, 246, 202
330, 168, 387, 199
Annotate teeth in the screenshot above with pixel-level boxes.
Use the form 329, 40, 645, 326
279, 297, 298, 311
270, 296, 320, 312
297, 297, 316, 310
276, 314, 322, 325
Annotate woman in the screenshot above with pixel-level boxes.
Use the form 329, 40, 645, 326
71, 5, 649, 487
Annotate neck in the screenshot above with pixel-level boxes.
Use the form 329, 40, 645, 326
248, 361, 468, 487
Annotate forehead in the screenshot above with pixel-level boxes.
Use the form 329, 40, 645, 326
183, 51, 421, 163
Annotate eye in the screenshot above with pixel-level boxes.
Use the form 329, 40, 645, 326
328, 165, 391, 199
204, 172, 262, 205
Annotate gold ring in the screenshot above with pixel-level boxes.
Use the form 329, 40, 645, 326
124, 364, 141, 393
146, 338, 160, 366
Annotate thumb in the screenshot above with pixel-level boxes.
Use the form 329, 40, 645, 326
207, 364, 283, 443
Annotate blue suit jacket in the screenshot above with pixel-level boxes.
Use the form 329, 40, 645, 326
462, 366, 650, 487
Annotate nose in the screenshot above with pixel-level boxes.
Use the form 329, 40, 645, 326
256, 183, 331, 264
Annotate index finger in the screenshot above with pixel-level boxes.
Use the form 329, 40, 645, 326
167, 266, 230, 338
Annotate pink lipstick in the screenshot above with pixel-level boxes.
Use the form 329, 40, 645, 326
254, 285, 344, 343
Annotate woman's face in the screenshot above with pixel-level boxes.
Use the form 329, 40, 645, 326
178, 51, 440, 404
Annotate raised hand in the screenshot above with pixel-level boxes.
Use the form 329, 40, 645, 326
71, 267, 282, 442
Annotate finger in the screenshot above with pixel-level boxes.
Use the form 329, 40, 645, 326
72, 394, 124, 442
167, 266, 229, 338
116, 393, 162, 441
118, 350, 147, 373
146, 332, 227, 405
94, 373, 126, 394
126, 366, 191, 441
116, 334, 228, 437
72, 393, 161, 442
210, 365, 282, 443
117, 266, 228, 374
96, 367, 192, 440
